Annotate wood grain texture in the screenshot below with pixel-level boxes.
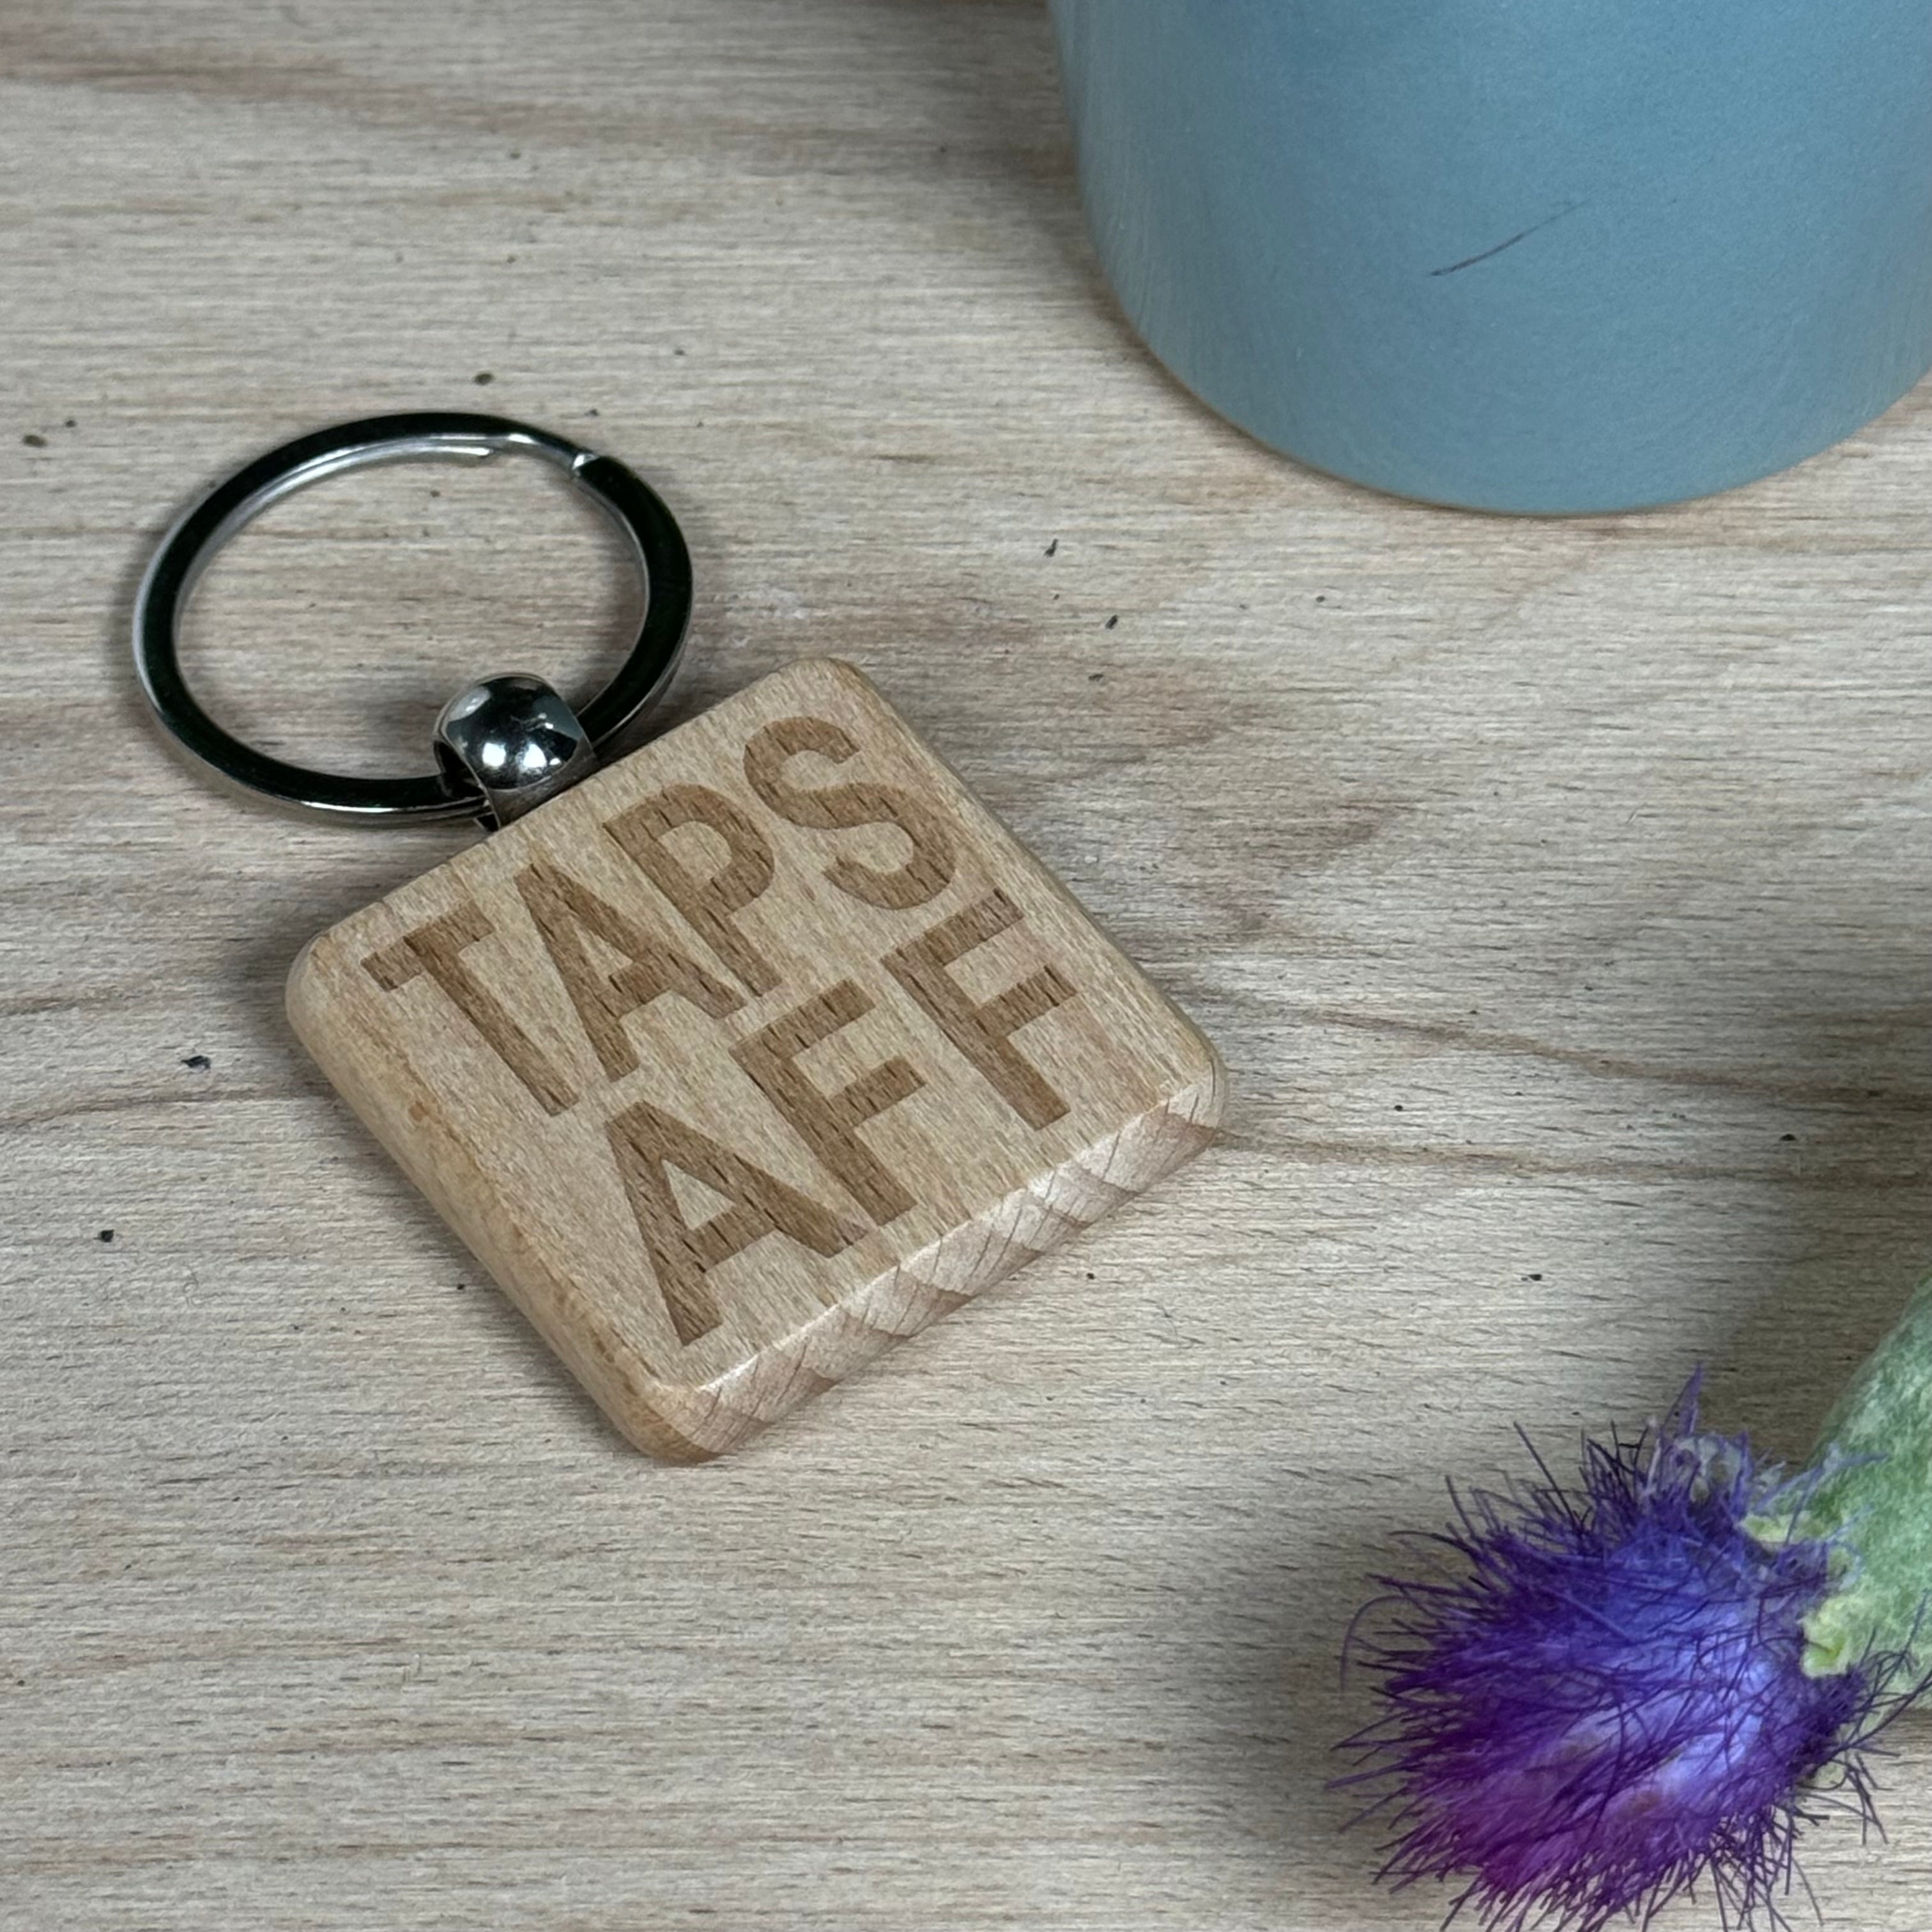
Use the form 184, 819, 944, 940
289, 658, 1223, 1457
8, 2, 1932, 1928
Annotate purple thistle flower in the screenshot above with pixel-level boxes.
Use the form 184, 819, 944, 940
1337, 1397, 1906, 1932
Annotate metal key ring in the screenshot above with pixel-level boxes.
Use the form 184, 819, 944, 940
133, 411, 694, 824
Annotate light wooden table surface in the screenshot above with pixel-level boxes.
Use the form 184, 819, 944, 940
8, 4, 1932, 1928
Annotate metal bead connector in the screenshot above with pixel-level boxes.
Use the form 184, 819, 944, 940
434, 673, 600, 829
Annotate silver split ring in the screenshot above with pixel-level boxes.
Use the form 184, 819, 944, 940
133, 411, 694, 827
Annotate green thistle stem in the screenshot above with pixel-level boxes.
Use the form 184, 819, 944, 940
1760, 1276, 1932, 1679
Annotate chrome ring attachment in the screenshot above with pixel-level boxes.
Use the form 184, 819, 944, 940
132, 411, 694, 826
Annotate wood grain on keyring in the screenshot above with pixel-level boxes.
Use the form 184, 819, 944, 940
288, 658, 1225, 1457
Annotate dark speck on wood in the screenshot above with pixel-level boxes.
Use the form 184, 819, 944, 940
96, 1229, 114, 1243
22, 433, 45, 447
180, 1053, 211, 1071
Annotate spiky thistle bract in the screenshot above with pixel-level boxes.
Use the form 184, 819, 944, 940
1337, 1395, 1920, 1932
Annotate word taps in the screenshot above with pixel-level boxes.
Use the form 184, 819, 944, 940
289, 659, 1224, 1459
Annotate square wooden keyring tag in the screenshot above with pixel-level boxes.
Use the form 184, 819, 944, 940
137, 415, 1227, 1459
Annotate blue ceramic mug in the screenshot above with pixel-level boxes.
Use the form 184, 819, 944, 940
1050, 1, 1932, 513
